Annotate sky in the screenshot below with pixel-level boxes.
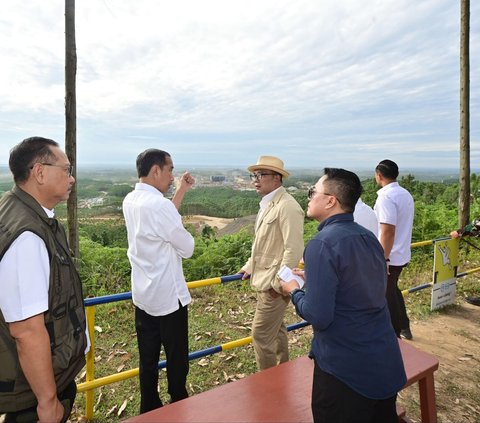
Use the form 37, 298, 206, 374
0, 0, 479, 172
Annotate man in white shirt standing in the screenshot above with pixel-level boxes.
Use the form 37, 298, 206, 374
0, 137, 86, 423
122, 149, 195, 413
374, 159, 414, 340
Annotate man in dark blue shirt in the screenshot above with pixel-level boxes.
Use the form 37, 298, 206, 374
281, 168, 406, 423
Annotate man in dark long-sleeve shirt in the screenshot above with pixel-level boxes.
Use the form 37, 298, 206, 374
281, 168, 406, 423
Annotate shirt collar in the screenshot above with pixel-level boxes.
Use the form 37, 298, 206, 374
317, 212, 353, 231
377, 181, 399, 195
135, 182, 164, 197
259, 186, 282, 211
42, 206, 55, 218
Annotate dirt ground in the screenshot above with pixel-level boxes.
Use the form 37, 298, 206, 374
184, 214, 233, 230
184, 215, 257, 236
398, 301, 480, 422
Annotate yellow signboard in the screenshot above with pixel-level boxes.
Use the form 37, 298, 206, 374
431, 238, 459, 310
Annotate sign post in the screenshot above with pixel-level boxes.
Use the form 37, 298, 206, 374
431, 238, 459, 311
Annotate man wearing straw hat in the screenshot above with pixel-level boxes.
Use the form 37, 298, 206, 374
239, 155, 304, 370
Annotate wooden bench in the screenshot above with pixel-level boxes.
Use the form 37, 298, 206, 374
123, 339, 439, 423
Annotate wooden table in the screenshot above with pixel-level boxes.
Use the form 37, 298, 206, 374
398, 339, 439, 423
123, 339, 439, 423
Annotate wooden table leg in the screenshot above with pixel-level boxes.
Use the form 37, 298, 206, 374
418, 373, 437, 423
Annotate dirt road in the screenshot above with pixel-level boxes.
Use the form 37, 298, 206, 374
399, 302, 480, 422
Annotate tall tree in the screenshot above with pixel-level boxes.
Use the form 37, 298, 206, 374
459, 0, 470, 228
65, 0, 79, 259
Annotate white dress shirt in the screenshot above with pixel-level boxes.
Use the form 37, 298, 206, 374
374, 182, 414, 266
123, 182, 194, 316
0, 207, 54, 322
0, 232, 50, 322
353, 198, 378, 237
255, 186, 281, 230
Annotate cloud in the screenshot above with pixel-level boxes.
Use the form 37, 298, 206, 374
0, 0, 478, 169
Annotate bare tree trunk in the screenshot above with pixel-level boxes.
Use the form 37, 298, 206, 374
459, 0, 470, 228
65, 0, 79, 260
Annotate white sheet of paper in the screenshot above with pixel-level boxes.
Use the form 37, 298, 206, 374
277, 265, 305, 289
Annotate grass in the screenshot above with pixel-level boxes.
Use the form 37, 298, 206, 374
72, 281, 313, 421
70, 242, 480, 422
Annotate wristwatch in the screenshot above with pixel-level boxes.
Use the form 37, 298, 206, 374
290, 288, 304, 297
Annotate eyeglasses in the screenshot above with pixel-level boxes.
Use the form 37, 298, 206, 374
307, 186, 333, 200
249, 172, 277, 181
32, 162, 74, 177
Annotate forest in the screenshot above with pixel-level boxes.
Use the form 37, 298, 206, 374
15, 170, 473, 298
1, 171, 479, 296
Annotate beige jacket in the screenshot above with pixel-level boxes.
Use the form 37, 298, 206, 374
242, 186, 304, 294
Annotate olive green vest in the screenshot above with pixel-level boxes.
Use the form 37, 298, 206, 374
0, 186, 87, 413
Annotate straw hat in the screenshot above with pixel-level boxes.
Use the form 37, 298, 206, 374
247, 155, 289, 178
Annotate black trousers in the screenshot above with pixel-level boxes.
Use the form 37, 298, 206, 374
135, 304, 189, 414
312, 362, 398, 423
386, 265, 410, 337
4, 379, 77, 423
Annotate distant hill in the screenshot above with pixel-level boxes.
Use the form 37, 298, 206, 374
218, 215, 256, 237
71, 165, 475, 183
0, 164, 477, 184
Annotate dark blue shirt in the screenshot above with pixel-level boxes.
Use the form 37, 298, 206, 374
291, 213, 407, 399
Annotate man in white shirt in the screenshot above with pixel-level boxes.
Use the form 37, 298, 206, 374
0, 137, 86, 423
374, 159, 414, 340
353, 198, 378, 237
122, 149, 195, 413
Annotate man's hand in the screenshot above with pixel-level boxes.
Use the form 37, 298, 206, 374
292, 268, 305, 279
178, 172, 195, 192
37, 397, 65, 423
172, 172, 195, 210
238, 270, 250, 281
268, 288, 281, 298
280, 280, 300, 296
450, 230, 460, 238
379, 223, 395, 260
9, 314, 62, 423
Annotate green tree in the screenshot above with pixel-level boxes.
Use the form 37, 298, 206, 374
360, 178, 378, 207
79, 237, 131, 296
184, 230, 252, 281
400, 174, 418, 195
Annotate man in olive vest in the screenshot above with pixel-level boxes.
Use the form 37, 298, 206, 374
0, 137, 87, 423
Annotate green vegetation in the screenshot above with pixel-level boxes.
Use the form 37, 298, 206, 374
181, 187, 260, 217
71, 169, 480, 308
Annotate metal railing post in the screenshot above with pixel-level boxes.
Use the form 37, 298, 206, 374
85, 305, 96, 420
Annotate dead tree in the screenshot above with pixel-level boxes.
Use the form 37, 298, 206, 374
459, 0, 470, 228
65, 0, 79, 259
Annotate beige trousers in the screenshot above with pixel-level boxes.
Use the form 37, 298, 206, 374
252, 290, 291, 370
